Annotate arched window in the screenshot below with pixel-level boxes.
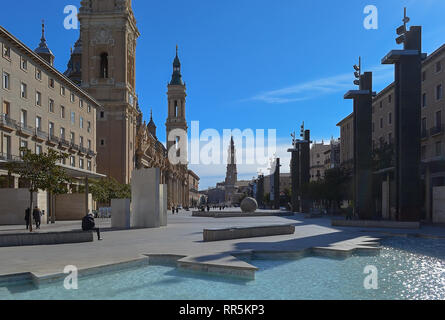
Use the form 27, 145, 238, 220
174, 100, 178, 117
100, 53, 108, 78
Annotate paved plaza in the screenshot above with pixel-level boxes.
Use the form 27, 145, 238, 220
1, 211, 445, 280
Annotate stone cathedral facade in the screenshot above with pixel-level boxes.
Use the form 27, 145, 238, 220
65, 0, 189, 208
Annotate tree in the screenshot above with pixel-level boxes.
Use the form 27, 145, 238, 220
89, 178, 131, 206
372, 138, 395, 171
8, 148, 71, 232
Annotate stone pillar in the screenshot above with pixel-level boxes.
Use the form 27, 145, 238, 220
131, 168, 161, 228
288, 146, 300, 213
382, 26, 423, 221
344, 72, 374, 220
274, 158, 280, 210
111, 198, 131, 229
300, 130, 311, 213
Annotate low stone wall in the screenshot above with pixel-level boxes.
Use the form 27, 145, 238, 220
332, 220, 420, 229
0, 230, 93, 247
55, 193, 92, 221
192, 211, 292, 218
433, 186, 445, 224
203, 224, 295, 242
0, 189, 46, 225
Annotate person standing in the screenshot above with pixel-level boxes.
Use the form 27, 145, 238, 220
24, 208, 31, 230
32, 206, 42, 229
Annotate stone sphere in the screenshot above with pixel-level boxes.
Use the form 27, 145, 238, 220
240, 197, 258, 213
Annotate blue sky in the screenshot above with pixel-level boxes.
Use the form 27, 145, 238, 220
2, 0, 445, 189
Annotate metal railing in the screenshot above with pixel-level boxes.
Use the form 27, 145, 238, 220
34, 128, 48, 140
87, 149, 96, 157
430, 124, 444, 136
16, 123, 34, 136
0, 113, 16, 128
0, 152, 21, 162
59, 138, 70, 147
48, 134, 60, 144
70, 142, 79, 151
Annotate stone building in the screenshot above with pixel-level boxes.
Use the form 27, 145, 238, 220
0, 24, 102, 223
188, 169, 200, 207
309, 141, 331, 181
64, 0, 192, 209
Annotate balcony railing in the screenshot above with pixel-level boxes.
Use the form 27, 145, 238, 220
430, 124, 444, 137
0, 152, 21, 162
79, 146, 88, 155
87, 149, 96, 158
0, 114, 16, 130
16, 123, 34, 136
46, 134, 60, 146
70, 142, 79, 151
59, 138, 70, 149
34, 129, 48, 141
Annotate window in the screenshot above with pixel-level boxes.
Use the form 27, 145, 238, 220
35, 116, 42, 131
437, 84, 443, 100
79, 116, 84, 129
70, 156, 75, 167
49, 122, 55, 136
422, 71, 426, 82
87, 139, 91, 150
79, 158, 84, 169
372, 122, 375, 133
87, 121, 91, 133
60, 86, 66, 96
49, 99, 54, 113
79, 99, 84, 109
60, 106, 65, 119
388, 95, 392, 103
2, 101, 10, 116
388, 112, 392, 125
49, 78, 55, 88
100, 111, 104, 118
60, 127, 65, 139
2, 45, 10, 59
87, 160, 92, 171
20, 82, 27, 99
70, 93, 75, 103
100, 139, 105, 146
21, 58, 27, 70
436, 111, 442, 128
100, 53, 109, 78
87, 104, 91, 113
20, 109, 27, 126
422, 93, 427, 108
436, 141, 442, 157
79, 136, 84, 147
379, 101, 383, 109
20, 140, 28, 158
388, 133, 392, 144
422, 117, 427, 136
2, 72, 10, 90
35, 91, 42, 106
380, 117, 383, 129
35, 69, 42, 81
71, 111, 75, 125
436, 62, 442, 73
36, 145, 43, 155
421, 145, 427, 159
70, 132, 75, 143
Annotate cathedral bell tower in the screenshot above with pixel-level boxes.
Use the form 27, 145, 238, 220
166, 46, 188, 162
77, 0, 141, 184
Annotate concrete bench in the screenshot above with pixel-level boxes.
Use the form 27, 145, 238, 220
0, 230, 94, 247
203, 224, 295, 242
332, 220, 420, 229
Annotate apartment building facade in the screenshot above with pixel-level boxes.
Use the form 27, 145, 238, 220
309, 141, 331, 181
0, 26, 99, 184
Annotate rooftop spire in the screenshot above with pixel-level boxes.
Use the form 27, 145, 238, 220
170, 45, 184, 86
35, 19, 55, 65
